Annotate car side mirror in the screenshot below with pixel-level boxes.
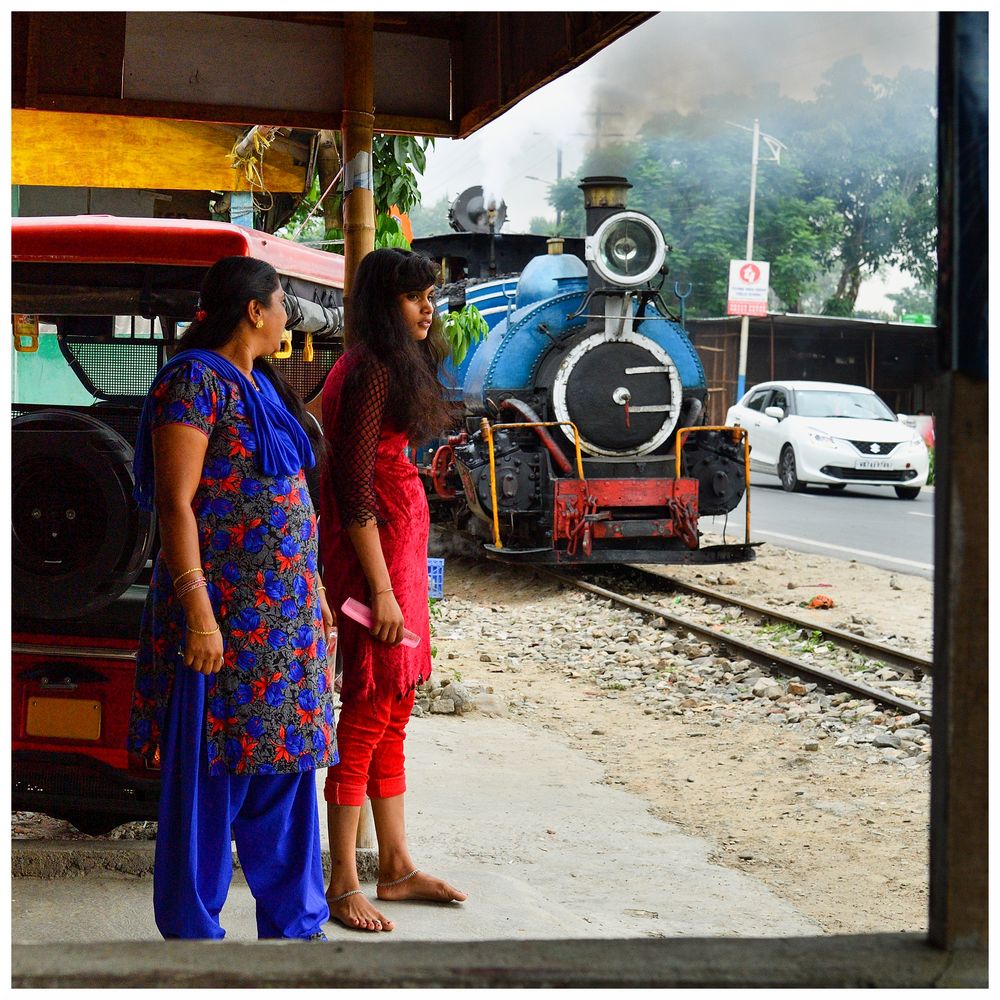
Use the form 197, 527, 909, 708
764, 405, 784, 419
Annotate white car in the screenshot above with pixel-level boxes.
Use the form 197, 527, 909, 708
724, 380, 930, 499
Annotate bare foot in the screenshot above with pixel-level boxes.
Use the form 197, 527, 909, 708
326, 889, 395, 932
376, 870, 467, 903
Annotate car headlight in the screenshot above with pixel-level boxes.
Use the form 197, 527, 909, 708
807, 428, 837, 447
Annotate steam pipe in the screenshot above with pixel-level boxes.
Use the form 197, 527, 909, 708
498, 397, 573, 474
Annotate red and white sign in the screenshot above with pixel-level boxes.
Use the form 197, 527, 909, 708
727, 259, 770, 317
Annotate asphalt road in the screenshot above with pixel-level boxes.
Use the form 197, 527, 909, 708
702, 474, 935, 579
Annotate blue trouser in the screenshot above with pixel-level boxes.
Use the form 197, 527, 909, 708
153, 663, 330, 939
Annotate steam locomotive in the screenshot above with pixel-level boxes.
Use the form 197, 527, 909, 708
417, 176, 754, 565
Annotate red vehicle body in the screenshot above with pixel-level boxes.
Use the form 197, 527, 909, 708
12, 217, 345, 832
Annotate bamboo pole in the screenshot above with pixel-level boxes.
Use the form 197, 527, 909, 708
341, 12, 376, 346
317, 128, 342, 239
340, 13, 377, 848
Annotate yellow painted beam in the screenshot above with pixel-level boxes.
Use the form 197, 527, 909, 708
12, 110, 308, 193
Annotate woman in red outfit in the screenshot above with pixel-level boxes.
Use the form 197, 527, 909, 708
319, 248, 466, 932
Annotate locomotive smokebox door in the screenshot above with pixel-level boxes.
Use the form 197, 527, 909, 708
540, 330, 682, 458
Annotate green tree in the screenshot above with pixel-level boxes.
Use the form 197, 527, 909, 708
408, 193, 452, 237
547, 177, 585, 236
277, 133, 434, 250
544, 60, 936, 319
792, 58, 937, 314
527, 215, 558, 236
887, 280, 936, 320
556, 124, 840, 316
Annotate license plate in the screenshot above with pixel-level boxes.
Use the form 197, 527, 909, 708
26, 697, 102, 740
855, 458, 893, 470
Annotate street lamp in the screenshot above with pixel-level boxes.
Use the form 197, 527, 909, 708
727, 119, 786, 401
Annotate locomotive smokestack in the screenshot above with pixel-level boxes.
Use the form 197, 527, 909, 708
579, 176, 632, 293
579, 176, 631, 235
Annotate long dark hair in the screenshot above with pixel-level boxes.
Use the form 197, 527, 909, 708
345, 248, 451, 444
176, 255, 326, 466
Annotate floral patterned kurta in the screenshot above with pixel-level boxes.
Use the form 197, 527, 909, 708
128, 359, 337, 776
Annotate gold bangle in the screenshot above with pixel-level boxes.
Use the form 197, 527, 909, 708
187, 624, 220, 636
317, 584, 327, 591
375, 586, 393, 595
174, 567, 204, 584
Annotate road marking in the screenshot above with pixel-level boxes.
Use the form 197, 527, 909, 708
908, 512, 934, 518
751, 529, 934, 572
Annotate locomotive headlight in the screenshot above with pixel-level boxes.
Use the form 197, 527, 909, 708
587, 211, 667, 287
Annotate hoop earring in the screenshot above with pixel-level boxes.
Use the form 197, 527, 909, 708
255, 319, 264, 329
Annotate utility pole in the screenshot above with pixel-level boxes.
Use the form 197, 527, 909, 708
555, 145, 563, 229
728, 118, 785, 401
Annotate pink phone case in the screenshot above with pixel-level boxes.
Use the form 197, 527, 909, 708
341, 597, 421, 648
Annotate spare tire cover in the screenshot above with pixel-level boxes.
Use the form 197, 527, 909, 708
12, 409, 155, 620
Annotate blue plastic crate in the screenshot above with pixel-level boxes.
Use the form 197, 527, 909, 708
427, 557, 445, 599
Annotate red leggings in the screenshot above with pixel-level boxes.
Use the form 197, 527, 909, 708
324, 688, 415, 807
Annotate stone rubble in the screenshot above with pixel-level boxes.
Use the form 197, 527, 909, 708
422, 583, 933, 768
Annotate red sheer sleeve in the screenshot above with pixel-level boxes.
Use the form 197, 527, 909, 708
329, 364, 390, 527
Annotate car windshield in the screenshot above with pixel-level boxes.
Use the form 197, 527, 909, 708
794, 390, 896, 420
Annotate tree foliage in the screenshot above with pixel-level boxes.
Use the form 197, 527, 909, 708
546, 58, 936, 318
886, 280, 936, 320
278, 134, 434, 251
527, 215, 559, 236
792, 58, 936, 313
440, 304, 489, 365
408, 194, 452, 238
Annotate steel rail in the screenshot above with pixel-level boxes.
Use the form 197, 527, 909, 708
543, 570, 931, 723
620, 564, 932, 676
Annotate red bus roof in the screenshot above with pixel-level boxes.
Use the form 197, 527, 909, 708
12, 216, 345, 287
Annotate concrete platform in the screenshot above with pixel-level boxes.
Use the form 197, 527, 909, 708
13, 715, 988, 987
13, 714, 817, 943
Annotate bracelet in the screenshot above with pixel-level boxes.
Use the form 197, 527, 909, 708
317, 584, 327, 592
187, 623, 220, 636
175, 578, 208, 599
375, 586, 393, 595
173, 567, 204, 584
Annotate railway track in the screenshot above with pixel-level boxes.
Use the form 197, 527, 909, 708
543, 565, 932, 724
625, 564, 930, 677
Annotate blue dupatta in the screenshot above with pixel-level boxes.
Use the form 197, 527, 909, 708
132, 349, 315, 512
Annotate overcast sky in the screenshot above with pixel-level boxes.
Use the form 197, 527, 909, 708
419, 10, 939, 307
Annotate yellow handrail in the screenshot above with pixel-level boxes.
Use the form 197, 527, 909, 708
481, 419, 586, 548
674, 425, 751, 545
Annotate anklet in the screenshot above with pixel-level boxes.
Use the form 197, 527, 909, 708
328, 888, 364, 903
378, 869, 419, 888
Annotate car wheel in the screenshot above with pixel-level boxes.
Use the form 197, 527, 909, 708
827, 484, 847, 492
779, 446, 807, 492
894, 486, 921, 500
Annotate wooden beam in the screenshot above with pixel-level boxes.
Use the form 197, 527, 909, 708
13, 93, 344, 132
375, 113, 458, 138
11, 110, 308, 192
23, 13, 41, 108
12, 93, 459, 139
928, 11, 988, 953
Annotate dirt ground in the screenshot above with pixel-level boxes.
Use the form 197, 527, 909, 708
434, 541, 933, 936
